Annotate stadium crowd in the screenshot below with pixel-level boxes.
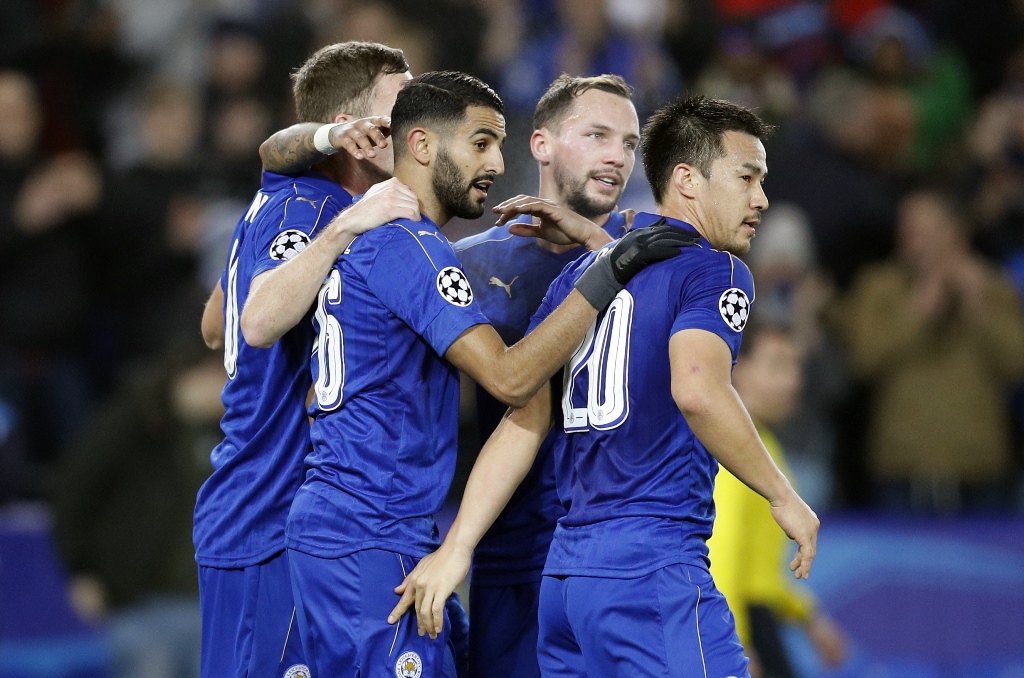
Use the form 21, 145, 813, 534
1, 0, 1023, 676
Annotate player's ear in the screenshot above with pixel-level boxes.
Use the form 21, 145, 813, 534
333, 112, 353, 124
406, 127, 432, 167
672, 163, 700, 200
530, 128, 551, 165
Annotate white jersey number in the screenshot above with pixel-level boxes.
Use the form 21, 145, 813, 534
313, 270, 345, 411
223, 239, 241, 379
562, 289, 634, 432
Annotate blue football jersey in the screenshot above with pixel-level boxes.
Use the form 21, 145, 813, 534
528, 212, 755, 579
454, 212, 628, 586
285, 215, 490, 559
193, 171, 352, 568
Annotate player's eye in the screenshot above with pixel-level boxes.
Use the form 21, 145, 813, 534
624, 141, 637, 151
589, 132, 604, 140
741, 175, 752, 183
475, 140, 487, 150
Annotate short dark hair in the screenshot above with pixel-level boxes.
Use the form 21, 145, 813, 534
291, 41, 409, 122
640, 95, 774, 203
390, 71, 503, 157
533, 74, 633, 131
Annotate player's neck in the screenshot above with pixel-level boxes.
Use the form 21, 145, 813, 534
657, 196, 708, 242
393, 161, 449, 226
314, 154, 384, 197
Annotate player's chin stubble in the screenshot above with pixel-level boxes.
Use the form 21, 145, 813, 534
433, 148, 485, 220
554, 163, 618, 220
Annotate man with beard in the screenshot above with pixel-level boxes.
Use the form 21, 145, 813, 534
388, 96, 820, 678
283, 71, 698, 678
451, 73, 638, 678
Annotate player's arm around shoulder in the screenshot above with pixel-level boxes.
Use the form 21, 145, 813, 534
388, 382, 555, 638
669, 330, 818, 579
241, 178, 419, 348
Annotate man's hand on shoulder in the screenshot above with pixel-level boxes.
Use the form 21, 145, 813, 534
574, 220, 703, 309
336, 177, 419, 236
496, 194, 611, 251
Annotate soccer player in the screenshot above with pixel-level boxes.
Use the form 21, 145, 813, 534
452, 73, 638, 678
388, 95, 821, 678
193, 42, 416, 678
283, 71, 696, 678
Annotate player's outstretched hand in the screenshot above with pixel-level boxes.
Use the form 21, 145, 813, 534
387, 543, 472, 640
769, 491, 819, 579
338, 177, 419, 235
329, 115, 391, 161
495, 194, 611, 250
574, 219, 702, 309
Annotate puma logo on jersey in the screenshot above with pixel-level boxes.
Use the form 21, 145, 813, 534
418, 230, 445, 243
488, 275, 519, 299
295, 196, 319, 208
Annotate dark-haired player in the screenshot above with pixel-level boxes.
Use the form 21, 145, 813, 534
390, 96, 820, 678
452, 73, 638, 678
193, 42, 416, 678
283, 71, 697, 678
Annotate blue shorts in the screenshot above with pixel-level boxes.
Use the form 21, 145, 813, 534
289, 548, 457, 678
469, 581, 541, 678
198, 551, 307, 678
538, 564, 749, 678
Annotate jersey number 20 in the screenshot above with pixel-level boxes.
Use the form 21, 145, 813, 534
562, 289, 633, 432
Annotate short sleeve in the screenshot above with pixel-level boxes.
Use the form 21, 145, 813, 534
365, 225, 489, 356
250, 187, 346, 280
671, 252, 755, 361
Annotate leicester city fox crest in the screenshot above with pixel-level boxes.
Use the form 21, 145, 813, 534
395, 650, 423, 678
283, 665, 310, 678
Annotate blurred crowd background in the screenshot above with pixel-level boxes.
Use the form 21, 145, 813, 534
1, 0, 1023, 677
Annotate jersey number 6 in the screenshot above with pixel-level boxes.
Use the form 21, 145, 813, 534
313, 269, 345, 410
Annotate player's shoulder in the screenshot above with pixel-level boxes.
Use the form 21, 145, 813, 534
354, 217, 456, 267
262, 171, 352, 209
452, 223, 515, 255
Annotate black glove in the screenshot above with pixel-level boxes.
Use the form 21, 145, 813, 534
574, 218, 702, 309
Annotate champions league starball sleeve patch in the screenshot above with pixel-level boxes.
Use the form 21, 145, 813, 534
436, 266, 474, 307
269, 229, 311, 261
718, 287, 750, 332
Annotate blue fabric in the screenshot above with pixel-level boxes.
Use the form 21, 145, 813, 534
527, 212, 755, 578
286, 216, 489, 560
194, 171, 351, 568
454, 212, 628, 587
198, 551, 306, 678
468, 581, 543, 678
537, 565, 749, 678
288, 548, 457, 678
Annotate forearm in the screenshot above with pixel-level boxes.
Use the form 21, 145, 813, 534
475, 291, 597, 407
442, 389, 551, 555
683, 384, 794, 505
241, 223, 357, 347
259, 123, 324, 175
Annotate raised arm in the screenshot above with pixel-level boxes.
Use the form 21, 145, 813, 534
669, 328, 819, 579
241, 178, 419, 347
260, 117, 392, 175
201, 281, 225, 350
446, 223, 701, 407
388, 382, 554, 636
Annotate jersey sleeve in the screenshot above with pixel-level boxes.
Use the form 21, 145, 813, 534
249, 184, 344, 280
365, 225, 489, 357
671, 252, 755, 361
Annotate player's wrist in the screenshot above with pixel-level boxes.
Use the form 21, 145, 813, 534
583, 228, 613, 252
314, 123, 342, 156
574, 251, 621, 309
